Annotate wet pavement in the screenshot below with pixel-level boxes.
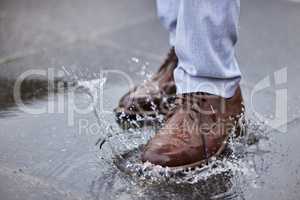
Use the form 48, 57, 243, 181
1, 0, 300, 199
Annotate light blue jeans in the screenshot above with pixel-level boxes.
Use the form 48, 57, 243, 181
156, 0, 241, 98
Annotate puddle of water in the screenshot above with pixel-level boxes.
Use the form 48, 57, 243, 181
1, 64, 294, 200
0, 77, 73, 115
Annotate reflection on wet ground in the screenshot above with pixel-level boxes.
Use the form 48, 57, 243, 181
0, 78, 73, 115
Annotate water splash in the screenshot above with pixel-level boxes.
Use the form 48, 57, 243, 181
75, 75, 271, 200
108, 120, 266, 182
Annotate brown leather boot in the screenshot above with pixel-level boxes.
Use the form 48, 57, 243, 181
141, 87, 245, 168
114, 48, 178, 128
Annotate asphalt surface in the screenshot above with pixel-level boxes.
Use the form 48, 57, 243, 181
0, 0, 300, 199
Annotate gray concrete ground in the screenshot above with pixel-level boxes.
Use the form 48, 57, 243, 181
0, 0, 300, 199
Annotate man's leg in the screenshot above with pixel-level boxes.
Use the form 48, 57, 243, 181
142, 0, 245, 168
114, 1, 181, 128
156, 0, 180, 47
174, 0, 241, 98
